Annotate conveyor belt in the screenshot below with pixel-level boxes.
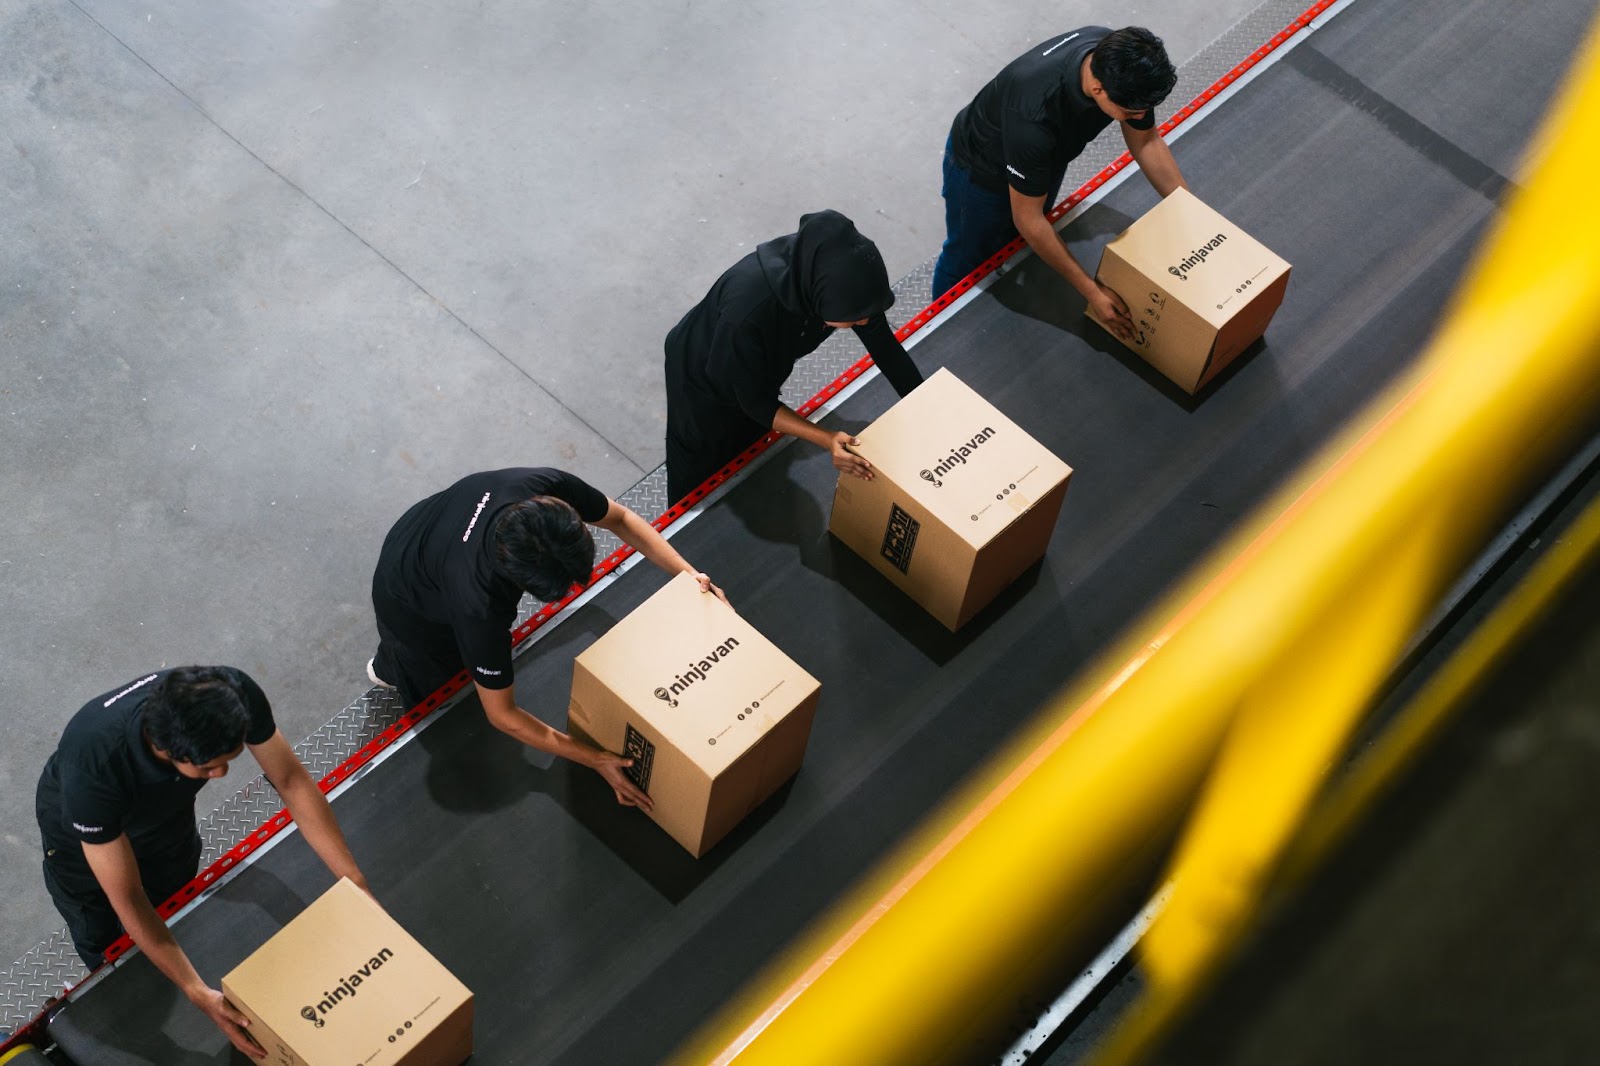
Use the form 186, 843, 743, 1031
49, 0, 1581, 1059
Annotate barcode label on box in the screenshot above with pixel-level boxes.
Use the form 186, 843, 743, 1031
623, 724, 655, 793
880, 503, 920, 574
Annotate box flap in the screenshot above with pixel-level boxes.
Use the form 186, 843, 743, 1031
573, 573, 820, 777
222, 879, 471, 1066
852, 368, 1071, 547
1102, 188, 1290, 330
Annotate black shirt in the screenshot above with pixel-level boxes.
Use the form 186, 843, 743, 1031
664, 251, 922, 433
373, 468, 610, 687
950, 27, 1157, 196
35, 668, 276, 859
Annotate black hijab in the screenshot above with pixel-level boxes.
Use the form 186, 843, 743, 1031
755, 210, 896, 322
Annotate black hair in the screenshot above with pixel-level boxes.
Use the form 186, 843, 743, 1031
142, 666, 252, 765
1089, 27, 1178, 112
491, 496, 596, 602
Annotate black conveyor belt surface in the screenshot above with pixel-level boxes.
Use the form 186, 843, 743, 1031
52, 0, 1583, 1060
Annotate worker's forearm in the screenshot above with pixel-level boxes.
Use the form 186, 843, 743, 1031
1132, 138, 1187, 197
614, 507, 698, 580
278, 772, 364, 886
113, 895, 208, 999
1017, 215, 1098, 298
772, 406, 833, 451
489, 704, 598, 768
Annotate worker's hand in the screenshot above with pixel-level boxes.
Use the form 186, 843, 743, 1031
831, 432, 872, 481
191, 986, 265, 1060
691, 571, 730, 607
593, 750, 654, 812
1087, 283, 1137, 344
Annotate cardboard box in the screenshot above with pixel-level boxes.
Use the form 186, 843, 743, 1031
568, 572, 821, 857
1089, 187, 1291, 394
221, 879, 472, 1066
827, 368, 1072, 630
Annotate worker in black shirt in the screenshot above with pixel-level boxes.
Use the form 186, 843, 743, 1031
663, 209, 924, 503
933, 27, 1188, 341
36, 666, 368, 1060
368, 466, 726, 808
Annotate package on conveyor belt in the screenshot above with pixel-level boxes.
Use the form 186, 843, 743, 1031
828, 367, 1072, 630
568, 571, 821, 857
221, 878, 473, 1066
1089, 186, 1291, 394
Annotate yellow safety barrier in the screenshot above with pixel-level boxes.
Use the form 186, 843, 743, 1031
1134, 10, 1600, 994
1094, 480, 1600, 1066
676, 16, 1600, 1066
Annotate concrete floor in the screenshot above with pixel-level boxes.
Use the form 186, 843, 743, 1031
3, 0, 1264, 966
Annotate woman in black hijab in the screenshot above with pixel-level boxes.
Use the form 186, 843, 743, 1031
663, 210, 924, 503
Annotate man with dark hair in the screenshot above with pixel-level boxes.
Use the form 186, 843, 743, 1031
368, 467, 725, 807
932, 27, 1188, 339
664, 209, 924, 503
36, 666, 368, 1060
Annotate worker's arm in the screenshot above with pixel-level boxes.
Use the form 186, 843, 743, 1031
1122, 121, 1187, 197
593, 500, 728, 605
475, 683, 653, 810
81, 837, 266, 1060
850, 317, 924, 399
772, 405, 873, 481
1008, 187, 1137, 342
250, 731, 368, 892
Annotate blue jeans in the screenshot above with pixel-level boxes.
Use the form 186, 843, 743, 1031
932, 137, 1064, 301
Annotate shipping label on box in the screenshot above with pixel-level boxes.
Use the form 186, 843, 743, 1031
568, 572, 820, 857
222, 879, 473, 1066
829, 368, 1071, 630
1089, 187, 1291, 394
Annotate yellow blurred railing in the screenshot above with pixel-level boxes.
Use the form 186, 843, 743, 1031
673, 15, 1600, 1066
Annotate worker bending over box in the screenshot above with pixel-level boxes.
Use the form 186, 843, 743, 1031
568, 573, 821, 857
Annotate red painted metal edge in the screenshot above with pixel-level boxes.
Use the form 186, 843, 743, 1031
1, 1, 1337, 1051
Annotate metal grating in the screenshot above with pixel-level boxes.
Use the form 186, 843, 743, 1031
0, 0, 1346, 1038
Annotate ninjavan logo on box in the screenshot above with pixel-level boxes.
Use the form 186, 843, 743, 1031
301, 946, 395, 1026
652, 636, 742, 708
1167, 232, 1229, 281
919, 427, 997, 487
880, 503, 920, 574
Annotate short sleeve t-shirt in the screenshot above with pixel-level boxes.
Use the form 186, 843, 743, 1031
35, 668, 276, 860
950, 27, 1158, 197
373, 468, 610, 688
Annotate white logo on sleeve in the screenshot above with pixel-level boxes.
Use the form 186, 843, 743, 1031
72, 822, 104, 834
1041, 32, 1080, 57
1006, 164, 1027, 180
462, 492, 493, 542
474, 667, 503, 677
103, 674, 159, 708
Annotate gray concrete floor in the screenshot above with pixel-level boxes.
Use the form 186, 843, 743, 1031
3, 0, 1264, 967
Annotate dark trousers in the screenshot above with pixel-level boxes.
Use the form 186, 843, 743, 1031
371, 580, 466, 709
931, 137, 1065, 300
42, 826, 202, 969
663, 345, 767, 505
665, 415, 766, 505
